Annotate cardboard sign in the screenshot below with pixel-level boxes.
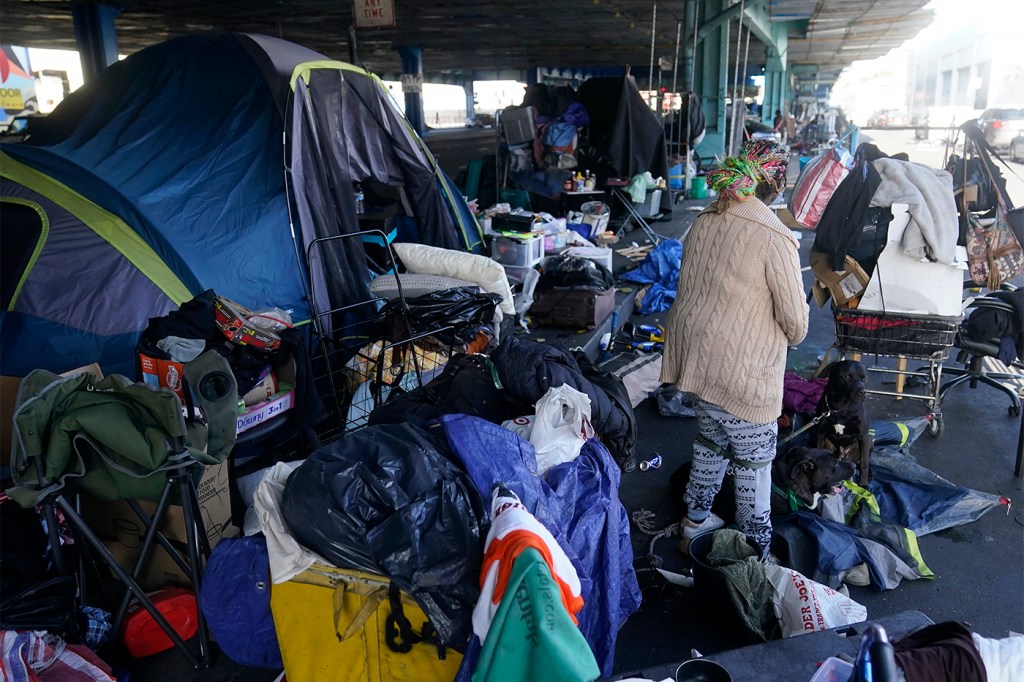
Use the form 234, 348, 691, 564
354, 0, 395, 28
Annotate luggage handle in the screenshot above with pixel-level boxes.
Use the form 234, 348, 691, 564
331, 581, 388, 642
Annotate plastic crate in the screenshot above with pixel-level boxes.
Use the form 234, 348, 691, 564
833, 308, 961, 360
491, 234, 544, 267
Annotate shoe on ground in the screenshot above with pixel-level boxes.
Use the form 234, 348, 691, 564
843, 562, 870, 587
677, 512, 725, 555
621, 454, 637, 473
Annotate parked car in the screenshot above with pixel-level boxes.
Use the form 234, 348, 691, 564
866, 109, 907, 127
1010, 132, 1024, 162
979, 107, 1024, 151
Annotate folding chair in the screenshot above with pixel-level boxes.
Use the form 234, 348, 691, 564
8, 351, 237, 668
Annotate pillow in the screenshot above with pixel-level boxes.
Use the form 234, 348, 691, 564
394, 243, 515, 315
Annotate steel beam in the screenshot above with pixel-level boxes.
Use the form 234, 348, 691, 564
71, 1, 119, 82
395, 45, 425, 136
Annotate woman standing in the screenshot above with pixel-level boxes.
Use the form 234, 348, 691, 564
661, 139, 808, 561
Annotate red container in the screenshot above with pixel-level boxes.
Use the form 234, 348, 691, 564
122, 587, 198, 658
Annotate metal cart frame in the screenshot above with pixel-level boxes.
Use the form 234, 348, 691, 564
831, 307, 962, 437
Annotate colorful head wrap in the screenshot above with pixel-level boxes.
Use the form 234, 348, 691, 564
706, 138, 790, 202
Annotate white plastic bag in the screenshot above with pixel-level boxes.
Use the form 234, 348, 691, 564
530, 385, 595, 476
501, 415, 536, 439
764, 564, 867, 638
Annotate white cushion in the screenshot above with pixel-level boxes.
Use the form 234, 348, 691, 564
393, 242, 515, 315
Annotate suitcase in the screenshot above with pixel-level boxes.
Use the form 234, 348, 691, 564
529, 287, 616, 330
270, 563, 462, 682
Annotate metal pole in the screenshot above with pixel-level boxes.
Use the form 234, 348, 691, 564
348, 23, 359, 64
739, 19, 751, 149
729, 0, 746, 155
670, 20, 682, 158
648, 2, 658, 101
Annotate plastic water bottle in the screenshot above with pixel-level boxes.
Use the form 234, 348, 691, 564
354, 184, 365, 214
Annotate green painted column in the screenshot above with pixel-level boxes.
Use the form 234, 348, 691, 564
694, 0, 730, 160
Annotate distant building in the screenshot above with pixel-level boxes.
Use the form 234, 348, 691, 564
906, 21, 1022, 125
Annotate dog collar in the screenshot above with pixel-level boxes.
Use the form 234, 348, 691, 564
771, 483, 808, 511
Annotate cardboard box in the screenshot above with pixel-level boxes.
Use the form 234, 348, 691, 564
858, 204, 966, 316
213, 296, 282, 351
236, 355, 296, 434
82, 460, 237, 590
809, 251, 871, 308
138, 353, 186, 401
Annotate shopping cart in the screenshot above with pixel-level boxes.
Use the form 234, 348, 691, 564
832, 307, 962, 437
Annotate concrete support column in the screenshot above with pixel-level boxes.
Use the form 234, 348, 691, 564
71, 2, 120, 82
395, 45, 425, 136
461, 79, 475, 121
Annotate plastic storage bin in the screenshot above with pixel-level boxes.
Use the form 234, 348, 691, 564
809, 657, 854, 682
492, 234, 544, 267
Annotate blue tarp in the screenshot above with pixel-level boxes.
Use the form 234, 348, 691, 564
619, 239, 683, 314
442, 414, 641, 677
869, 448, 1003, 537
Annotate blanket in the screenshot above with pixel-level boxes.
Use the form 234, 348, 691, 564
870, 158, 959, 264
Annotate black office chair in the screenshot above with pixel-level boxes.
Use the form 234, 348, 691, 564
939, 291, 1024, 476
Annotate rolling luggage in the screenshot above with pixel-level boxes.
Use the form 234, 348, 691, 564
270, 563, 462, 682
529, 287, 616, 330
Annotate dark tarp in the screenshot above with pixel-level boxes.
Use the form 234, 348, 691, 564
577, 76, 672, 214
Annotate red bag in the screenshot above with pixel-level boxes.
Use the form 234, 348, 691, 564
788, 146, 854, 230
121, 587, 198, 658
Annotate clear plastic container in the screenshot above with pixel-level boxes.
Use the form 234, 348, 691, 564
809, 657, 854, 682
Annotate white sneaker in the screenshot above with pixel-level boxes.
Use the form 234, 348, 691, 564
843, 562, 870, 587
677, 513, 725, 555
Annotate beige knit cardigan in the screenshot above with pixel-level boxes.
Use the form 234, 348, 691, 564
660, 197, 809, 424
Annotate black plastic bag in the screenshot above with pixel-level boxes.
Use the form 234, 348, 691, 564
946, 154, 1005, 213
539, 254, 614, 291
280, 422, 486, 649
368, 353, 529, 427
383, 287, 501, 345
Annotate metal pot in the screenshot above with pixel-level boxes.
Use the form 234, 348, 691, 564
674, 658, 733, 682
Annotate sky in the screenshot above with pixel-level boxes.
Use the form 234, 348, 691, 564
830, 0, 1022, 123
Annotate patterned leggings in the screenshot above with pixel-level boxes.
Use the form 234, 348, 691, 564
683, 396, 778, 556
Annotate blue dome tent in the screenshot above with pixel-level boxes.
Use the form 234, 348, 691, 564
1, 33, 483, 377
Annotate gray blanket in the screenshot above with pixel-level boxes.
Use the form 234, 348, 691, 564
870, 158, 959, 264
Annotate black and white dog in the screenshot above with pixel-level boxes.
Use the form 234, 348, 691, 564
816, 360, 872, 485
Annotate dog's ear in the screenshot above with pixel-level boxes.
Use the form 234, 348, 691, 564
785, 447, 817, 474
818, 362, 837, 380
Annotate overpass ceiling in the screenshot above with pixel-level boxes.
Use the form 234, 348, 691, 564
1, 0, 933, 79
772, 0, 934, 80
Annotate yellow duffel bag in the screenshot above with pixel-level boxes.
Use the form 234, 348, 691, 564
271, 563, 463, 682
